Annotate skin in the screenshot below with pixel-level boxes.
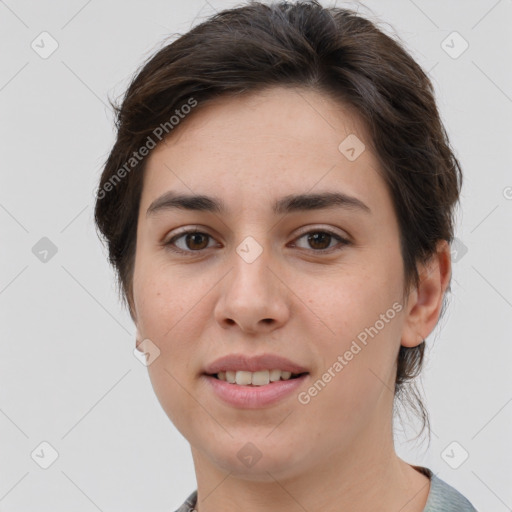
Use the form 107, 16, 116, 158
131, 86, 451, 512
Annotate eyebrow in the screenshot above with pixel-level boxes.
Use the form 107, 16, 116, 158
146, 190, 371, 218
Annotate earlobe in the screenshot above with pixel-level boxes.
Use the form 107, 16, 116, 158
401, 240, 452, 348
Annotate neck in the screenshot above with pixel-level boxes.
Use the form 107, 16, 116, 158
189, 411, 430, 512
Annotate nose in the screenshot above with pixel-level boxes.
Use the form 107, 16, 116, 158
213, 240, 290, 334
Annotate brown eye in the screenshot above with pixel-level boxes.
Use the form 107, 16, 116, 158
306, 232, 332, 250
293, 230, 350, 253
165, 230, 215, 254
183, 232, 210, 250
164, 228, 350, 256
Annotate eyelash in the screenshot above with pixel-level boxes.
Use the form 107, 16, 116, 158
163, 227, 351, 256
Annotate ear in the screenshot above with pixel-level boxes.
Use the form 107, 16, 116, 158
401, 240, 452, 348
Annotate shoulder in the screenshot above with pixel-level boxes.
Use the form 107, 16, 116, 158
172, 490, 197, 512
420, 467, 478, 512
172, 472, 480, 512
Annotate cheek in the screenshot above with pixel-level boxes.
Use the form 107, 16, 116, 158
133, 257, 196, 338
307, 262, 403, 341
132, 242, 404, 427
133, 270, 206, 435
132, 266, 196, 377
304, 264, 404, 404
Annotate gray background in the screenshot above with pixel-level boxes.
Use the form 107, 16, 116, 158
1, 0, 511, 511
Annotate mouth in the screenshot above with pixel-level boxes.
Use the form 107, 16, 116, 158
203, 370, 310, 408
205, 370, 309, 386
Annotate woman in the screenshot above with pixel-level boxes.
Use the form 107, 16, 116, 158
94, 1, 477, 510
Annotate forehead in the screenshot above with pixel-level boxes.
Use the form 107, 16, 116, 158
140, 86, 385, 214
151, 86, 368, 156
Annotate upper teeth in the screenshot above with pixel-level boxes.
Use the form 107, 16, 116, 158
216, 369, 298, 386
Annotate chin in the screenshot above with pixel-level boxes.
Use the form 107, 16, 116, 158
205, 439, 308, 479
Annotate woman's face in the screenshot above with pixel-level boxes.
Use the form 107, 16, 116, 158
131, 86, 417, 479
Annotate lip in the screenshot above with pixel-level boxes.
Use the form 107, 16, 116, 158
203, 353, 309, 375
203, 373, 309, 409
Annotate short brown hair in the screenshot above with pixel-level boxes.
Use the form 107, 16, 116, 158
94, 0, 462, 440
